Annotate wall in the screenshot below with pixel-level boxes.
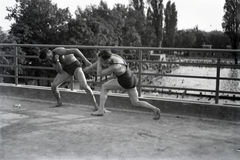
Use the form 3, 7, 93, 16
0, 83, 240, 121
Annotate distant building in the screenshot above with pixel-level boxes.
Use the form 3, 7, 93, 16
188, 44, 235, 59
149, 51, 166, 61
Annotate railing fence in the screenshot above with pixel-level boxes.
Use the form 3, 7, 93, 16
1, 44, 240, 104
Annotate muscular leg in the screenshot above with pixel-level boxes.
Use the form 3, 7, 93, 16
74, 67, 99, 110
51, 71, 71, 108
128, 88, 161, 120
91, 79, 122, 116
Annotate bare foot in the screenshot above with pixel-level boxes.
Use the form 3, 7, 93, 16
92, 108, 111, 113
153, 108, 161, 120
50, 102, 63, 108
91, 110, 104, 116
92, 108, 97, 112
92, 107, 99, 112
104, 108, 111, 113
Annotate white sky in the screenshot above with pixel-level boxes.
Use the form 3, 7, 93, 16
0, 0, 225, 32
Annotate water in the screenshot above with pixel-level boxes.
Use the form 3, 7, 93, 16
141, 66, 240, 105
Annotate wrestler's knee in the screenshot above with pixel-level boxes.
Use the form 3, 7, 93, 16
80, 83, 89, 90
131, 102, 138, 107
101, 83, 108, 90
51, 82, 58, 90
130, 100, 140, 107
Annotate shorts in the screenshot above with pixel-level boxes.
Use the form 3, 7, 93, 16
117, 68, 138, 89
63, 61, 81, 75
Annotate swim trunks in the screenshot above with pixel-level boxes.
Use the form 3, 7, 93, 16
63, 61, 81, 75
116, 67, 138, 89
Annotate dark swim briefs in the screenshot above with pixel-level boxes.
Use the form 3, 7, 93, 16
116, 67, 138, 89
63, 61, 81, 75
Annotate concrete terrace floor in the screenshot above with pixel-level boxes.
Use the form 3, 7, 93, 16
0, 96, 240, 160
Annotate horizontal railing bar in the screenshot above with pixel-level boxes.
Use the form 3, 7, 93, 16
1, 70, 239, 81
0, 64, 14, 67
140, 73, 217, 79
220, 64, 240, 68
0, 74, 54, 80
0, 43, 239, 53
0, 80, 239, 96
0, 64, 55, 70
219, 77, 240, 81
0, 59, 234, 68
0, 74, 15, 78
0, 56, 231, 65
142, 86, 240, 95
17, 76, 54, 80
18, 66, 54, 70
141, 60, 217, 65
219, 90, 240, 95
0, 55, 38, 58
141, 85, 215, 92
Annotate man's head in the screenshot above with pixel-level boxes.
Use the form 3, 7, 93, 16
97, 50, 112, 65
39, 48, 53, 61
98, 50, 112, 59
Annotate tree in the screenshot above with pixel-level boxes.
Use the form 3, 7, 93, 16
0, 27, 25, 83
82, 1, 121, 46
130, 0, 149, 46
147, 0, 164, 48
175, 30, 196, 48
5, 0, 72, 85
131, 0, 145, 14
191, 26, 209, 48
144, 7, 157, 47
112, 3, 129, 46
163, 1, 177, 47
6, 0, 72, 44
207, 31, 231, 49
222, 0, 240, 64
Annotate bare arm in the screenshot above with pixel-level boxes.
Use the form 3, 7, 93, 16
50, 54, 63, 74
71, 48, 92, 66
83, 61, 98, 73
97, 60, 116, 76
52, 48, 91, 66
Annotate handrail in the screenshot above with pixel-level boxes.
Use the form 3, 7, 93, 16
1, 43, 240, 104
0, 43, 239, 53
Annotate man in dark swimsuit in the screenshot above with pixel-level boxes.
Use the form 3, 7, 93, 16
39, 47, 99, 109
84, 50, 161, 120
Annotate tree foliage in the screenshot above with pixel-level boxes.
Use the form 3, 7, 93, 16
207, 31, 231, 49
163, 1, 177, 47
0, 27, 25, 83
222, 0, 240, 64
222, 0, 240, 49
147, 0, 164, 47
175, 30, 196, 48
1, 0, 233, 54
6, 0, 72, 44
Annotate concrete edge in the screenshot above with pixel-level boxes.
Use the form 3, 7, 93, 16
0, 83, 240, 121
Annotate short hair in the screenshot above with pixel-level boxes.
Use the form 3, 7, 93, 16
98, 50, 112, 60
39, 48, 49, 60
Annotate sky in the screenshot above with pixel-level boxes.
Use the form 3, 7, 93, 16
0, 0, 225, 32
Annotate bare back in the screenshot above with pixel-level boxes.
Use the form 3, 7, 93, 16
52, 48, 78, 66
110, 55, 127, 76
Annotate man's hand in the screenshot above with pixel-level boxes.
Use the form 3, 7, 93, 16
83, 66, 92, 73
84, 61, 92, 67
54, 54, 60, 62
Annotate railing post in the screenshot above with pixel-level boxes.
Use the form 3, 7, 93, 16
215, 52, 221, 104
138, 50, 142, 97
70, 76, 74, 90
14, 47, 18, 85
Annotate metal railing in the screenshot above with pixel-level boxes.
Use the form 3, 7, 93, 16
0, 43, 240, 104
